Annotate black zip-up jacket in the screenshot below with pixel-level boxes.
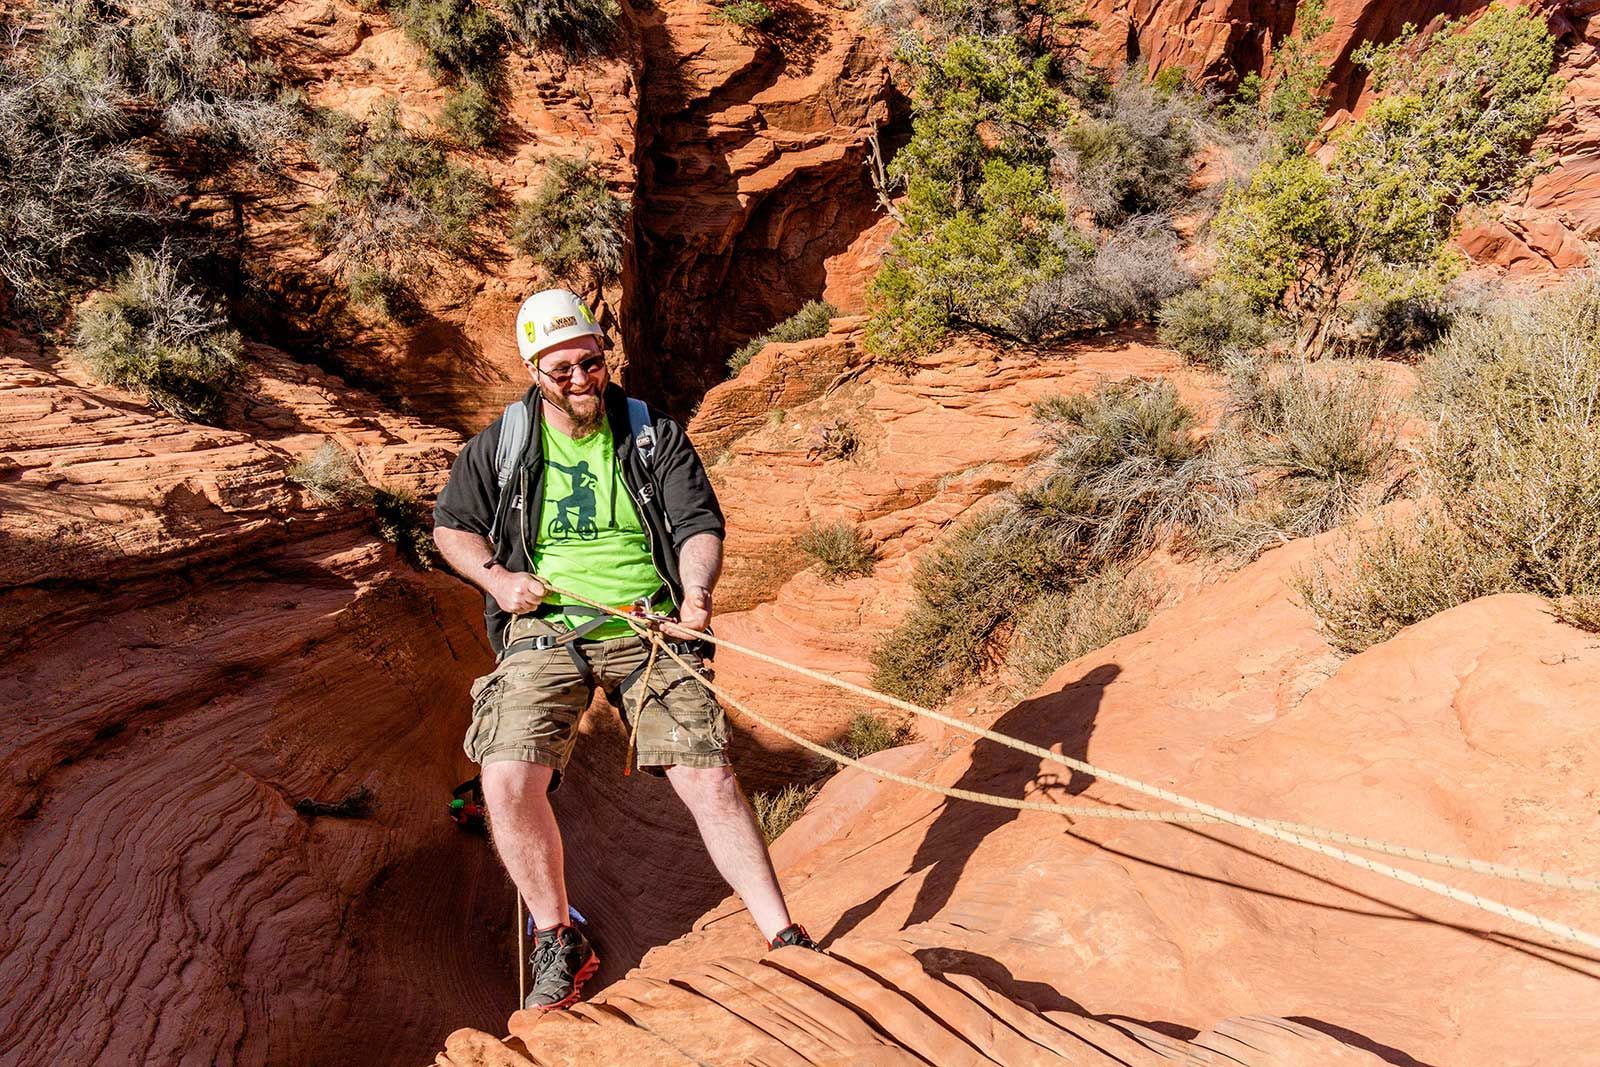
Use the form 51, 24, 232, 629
433, 383, 725, 654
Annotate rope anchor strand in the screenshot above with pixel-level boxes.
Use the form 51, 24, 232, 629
537, 581, 1600, 954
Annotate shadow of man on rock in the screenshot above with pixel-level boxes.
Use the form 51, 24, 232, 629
823, 662, 1121, 946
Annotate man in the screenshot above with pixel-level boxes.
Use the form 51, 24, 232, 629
433, 288, 816, 1013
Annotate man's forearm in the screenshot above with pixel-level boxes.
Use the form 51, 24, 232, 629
677, 532, 723, 597
435, 526, 506, 594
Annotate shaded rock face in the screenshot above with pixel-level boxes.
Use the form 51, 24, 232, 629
237, 0, 642, 436
0, 338, 511, 1065
626, 0, 894, 413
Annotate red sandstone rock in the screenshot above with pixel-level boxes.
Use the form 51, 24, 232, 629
633, 553, 1600, 1064
0, 335, 508, 1065
440, 937, 1389, 1064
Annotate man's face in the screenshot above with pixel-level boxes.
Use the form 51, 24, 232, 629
529, 337, 607, 432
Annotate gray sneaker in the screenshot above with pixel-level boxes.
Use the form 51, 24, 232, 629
524, 924, 600, 1011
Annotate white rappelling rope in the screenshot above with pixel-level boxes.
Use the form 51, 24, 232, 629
538, 583, 1600, 952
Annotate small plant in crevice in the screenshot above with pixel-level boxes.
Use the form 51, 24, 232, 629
74, 251, 244, 424
751, 781, 819, 843
806, 418, 861, 462
373, 486, 440, 569
727, 300, 837, 375
797, 520, 875, 582
837, 711, 915, 759
511, 155, 628, 285
294, 785, 375, 818
288, 440, 373, 507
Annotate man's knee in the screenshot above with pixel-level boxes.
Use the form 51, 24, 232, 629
482, 760, 556, 810
667, 764, 746, 815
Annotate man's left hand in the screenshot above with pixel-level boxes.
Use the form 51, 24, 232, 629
665, 586, 712, 639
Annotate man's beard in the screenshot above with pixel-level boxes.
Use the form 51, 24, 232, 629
540, 385, 604, 435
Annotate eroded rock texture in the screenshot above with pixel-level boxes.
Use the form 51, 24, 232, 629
0, 337, 509, 1065
626, 0, 894, 412
438, 939, 1390, 1065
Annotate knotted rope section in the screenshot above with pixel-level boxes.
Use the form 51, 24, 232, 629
546, 582, 1600, 954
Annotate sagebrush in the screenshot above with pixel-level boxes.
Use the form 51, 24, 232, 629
798, 521, 875, 581
512, 155, 628, 285
289, 440, 372, 506
1008, 570, 1162, 690
75, 252, 244, 423
308, 101, 494, 313
728, 300, 836, 373
838, 711, 915, 759
751, 781, 818, 842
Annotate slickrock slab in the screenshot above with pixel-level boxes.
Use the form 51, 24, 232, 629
437, 939, 1386, 1065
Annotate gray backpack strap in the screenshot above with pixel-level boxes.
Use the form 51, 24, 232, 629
627, 396, 656, 466
495, 399, 531, 494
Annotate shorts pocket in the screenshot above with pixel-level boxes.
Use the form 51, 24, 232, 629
464, 673, 503, 763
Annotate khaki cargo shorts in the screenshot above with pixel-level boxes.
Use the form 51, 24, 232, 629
464, 615, 730, 789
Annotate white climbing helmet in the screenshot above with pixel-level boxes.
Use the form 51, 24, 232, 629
514, 288, 605, 363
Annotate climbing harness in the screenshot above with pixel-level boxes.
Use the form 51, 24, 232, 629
538, 580, 1600, 956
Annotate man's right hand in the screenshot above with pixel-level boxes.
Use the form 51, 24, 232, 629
489, 568, 548, 614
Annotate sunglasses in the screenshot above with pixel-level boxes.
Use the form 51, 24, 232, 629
536, 353, 607, 385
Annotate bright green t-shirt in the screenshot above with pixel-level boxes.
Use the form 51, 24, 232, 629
533, 419, 665, 639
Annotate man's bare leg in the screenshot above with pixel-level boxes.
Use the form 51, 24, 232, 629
481, 761, 569, 928
666, 764, 792, 942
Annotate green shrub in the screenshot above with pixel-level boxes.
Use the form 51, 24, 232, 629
288, 440, 372, 506
1225, 0, 1333, 150
716, 0, 773, 28
1213, 7, 1557, 354
871, 507, 1085, 705
838, 711, 915, 759
308, 101, 494, 312
806, 418, 860, 462
438, 80, 500, 146
511, 155, 628, 285
1156, 283, 1270, 367
75, 252, 244, 423
391, 0, 505, 81
500, 0, 620, 52
1008, 569, 1162, 690
751, 781, 819, 842
864, 35, 1069, 362
1057, 71, 1199, 226
373, 486, 440, 569
1226, 361, 1397, 538
868, 158, 1073, 361
1294, 511, 1510, 654
728, 300, 837, 373
797, 520, 875, 581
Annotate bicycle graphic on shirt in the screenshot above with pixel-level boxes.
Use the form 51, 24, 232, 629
546, 459, 600, 541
